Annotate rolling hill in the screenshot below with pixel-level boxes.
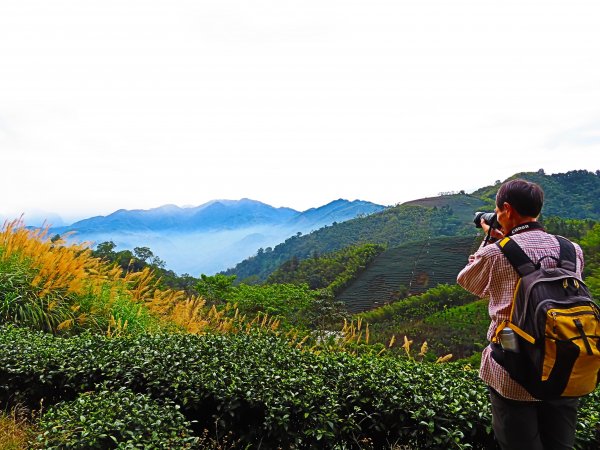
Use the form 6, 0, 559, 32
224, 194, 487, 282
337, 235, 481, 313
225, 170, 600, 284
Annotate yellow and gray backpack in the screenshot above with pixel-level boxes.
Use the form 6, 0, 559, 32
491, 235, 600, 399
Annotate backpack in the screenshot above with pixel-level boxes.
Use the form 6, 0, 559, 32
490, 235, 600, 399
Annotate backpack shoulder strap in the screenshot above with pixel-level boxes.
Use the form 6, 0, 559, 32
555, 235, 577, 272
496, 236, 538, 276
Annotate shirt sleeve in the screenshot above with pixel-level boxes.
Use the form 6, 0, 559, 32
457, 247, 494, 298
574, 242, 585, 276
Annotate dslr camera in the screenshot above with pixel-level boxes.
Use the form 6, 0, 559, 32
473, 211, 498, 229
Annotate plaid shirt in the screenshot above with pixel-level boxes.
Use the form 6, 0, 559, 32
457, 229, 585, 401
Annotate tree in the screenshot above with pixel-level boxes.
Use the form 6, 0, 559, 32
94, 241, 117, 261
305, 290, 349, 337
227, 283, 317, 327
196, 274, 237, 304
150, 256, 166, 269
134, 246, 154, 263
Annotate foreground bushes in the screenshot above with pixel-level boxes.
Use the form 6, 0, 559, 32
0, 326, 598, 449
36, 387, 196, 449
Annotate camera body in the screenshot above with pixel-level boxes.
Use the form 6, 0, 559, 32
473, 211, 498, 229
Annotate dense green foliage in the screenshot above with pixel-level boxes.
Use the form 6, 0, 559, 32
193, 274, 346, 330
578, 223, 600, 299
225, 200, 482, 283
359, 284, 476, 325
35, 387, 196, 449
226, 170, 600, 284
267, 243, 385, 294
473, 170, 600, 219
2, 326, 597, 449
421, 300, 491, 357
358, 284, 483, 358
228, 283, 318, 323
195, 273, 237, 304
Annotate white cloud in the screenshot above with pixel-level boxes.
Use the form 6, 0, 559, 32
1, 0, 600, 222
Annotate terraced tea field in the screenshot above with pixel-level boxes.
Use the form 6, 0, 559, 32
337, 235, 482, 313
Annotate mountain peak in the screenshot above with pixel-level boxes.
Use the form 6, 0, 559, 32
48, 198, 386, 274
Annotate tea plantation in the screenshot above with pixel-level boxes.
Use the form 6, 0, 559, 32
1, 326, 599, 449
337, 236, 480, 313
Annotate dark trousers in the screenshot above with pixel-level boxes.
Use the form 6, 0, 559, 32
489, 388, 579, 450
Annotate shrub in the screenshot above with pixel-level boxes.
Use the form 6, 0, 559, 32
34, 387, 196, 449
0, 326, 598, 449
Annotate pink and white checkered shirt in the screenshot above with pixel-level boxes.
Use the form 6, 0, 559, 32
457, 229, 585, 401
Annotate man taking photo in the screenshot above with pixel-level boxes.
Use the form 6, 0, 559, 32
457, 179, 585, 450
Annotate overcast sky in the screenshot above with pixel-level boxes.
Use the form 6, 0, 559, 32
2, 0, 600, 225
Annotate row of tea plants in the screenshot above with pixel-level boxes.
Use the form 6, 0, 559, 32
1, 325, 598, 449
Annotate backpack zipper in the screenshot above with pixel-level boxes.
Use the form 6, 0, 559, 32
573, 318, 594, 355
550, 310, 596, 333
533, 297, 593, 335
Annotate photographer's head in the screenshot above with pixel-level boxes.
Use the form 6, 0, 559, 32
495, 179, 544, 232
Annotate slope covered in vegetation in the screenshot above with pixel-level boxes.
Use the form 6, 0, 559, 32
473, 169, 600, 219
337, 236, 480, 313
266, 243, 386, 293
225, 170, 600, 283
225, 199, 481, 283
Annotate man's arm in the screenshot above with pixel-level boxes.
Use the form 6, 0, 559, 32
457, 248, 494, 298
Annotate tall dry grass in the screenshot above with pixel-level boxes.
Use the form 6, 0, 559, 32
0, 219, 280, 336
0, 410, 31, 450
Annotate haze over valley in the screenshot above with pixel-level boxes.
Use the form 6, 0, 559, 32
43, 198, 385, 275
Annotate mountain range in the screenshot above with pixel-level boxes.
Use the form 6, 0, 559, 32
18, 169, 600, 282
48, 198, 386, 275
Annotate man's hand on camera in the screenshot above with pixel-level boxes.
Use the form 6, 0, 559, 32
480, 218, 504, 240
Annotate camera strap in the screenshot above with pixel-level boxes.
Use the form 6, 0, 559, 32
506, 221, 544, 236
483, 221, 543, 247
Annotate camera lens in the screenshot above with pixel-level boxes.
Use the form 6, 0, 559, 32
473, 212, 497, 228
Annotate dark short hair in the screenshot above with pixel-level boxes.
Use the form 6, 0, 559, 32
496, 179, 544, 217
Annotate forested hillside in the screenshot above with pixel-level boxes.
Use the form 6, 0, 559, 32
225, 170, 600, 284
224, 197, 483, 282
472, 169, 600, 219
266, 243, 386, 294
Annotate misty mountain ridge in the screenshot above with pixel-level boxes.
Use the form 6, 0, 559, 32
61, 199, 300, 233
47, 198, 386, 275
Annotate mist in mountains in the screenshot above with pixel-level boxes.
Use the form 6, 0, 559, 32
47, 198, 385, 275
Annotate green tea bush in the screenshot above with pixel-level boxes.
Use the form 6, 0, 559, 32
0, 325, 598, 449
359, 284, 477, 325
35, 386, 196, 449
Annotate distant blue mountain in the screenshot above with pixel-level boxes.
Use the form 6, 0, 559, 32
290, 199, 384, 229
49, 198, 385, 275
55, 199, 300, 234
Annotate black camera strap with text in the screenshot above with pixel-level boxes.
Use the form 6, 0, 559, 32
506, 221, 544, 236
